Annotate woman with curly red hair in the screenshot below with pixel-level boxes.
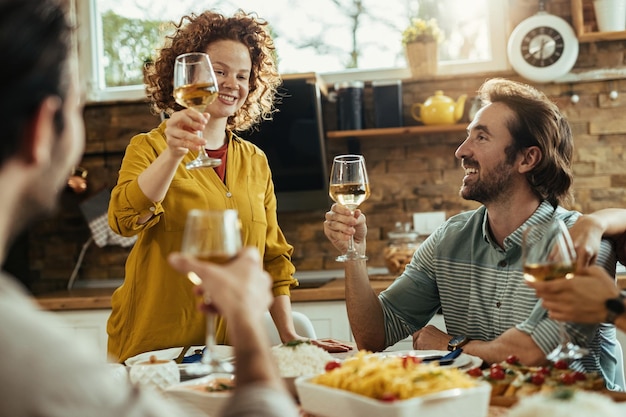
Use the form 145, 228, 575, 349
106, 10, 345, 363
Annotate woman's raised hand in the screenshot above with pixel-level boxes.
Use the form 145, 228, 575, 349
163, 109, 208, 158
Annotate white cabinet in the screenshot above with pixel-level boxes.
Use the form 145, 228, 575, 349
50, 304, 345, 362
292, 301, 447, 350
292, 301, 353, 342
52, 309, 111, 361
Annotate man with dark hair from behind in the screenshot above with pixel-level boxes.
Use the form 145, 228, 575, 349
0, 1, 298, 415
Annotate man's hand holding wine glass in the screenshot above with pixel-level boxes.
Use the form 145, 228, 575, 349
522, 219, 589, 362
178, 209, 242, 375
327, 154, 370, 262
325, 203, 368, 259
169, 247, 273, 324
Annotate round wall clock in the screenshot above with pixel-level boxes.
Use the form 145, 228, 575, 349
507, 11, 579, 83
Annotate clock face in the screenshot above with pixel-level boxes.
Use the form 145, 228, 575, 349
521, 26, 565, 67
507, 12, 579, 83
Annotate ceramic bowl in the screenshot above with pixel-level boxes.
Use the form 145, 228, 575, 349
128, 356, 180, 390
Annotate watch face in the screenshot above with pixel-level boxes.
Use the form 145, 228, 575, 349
521, 26, 565, 67
449, 335, 467, 347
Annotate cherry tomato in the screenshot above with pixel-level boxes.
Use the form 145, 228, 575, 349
324, 360, 341, 372
380, 392, 398, 402
572, 371, 587, 382
559, 372, 576, 385
402, 355, 420, 368
553, 360, 569, 370
467, 367, 483, 377
537, 366, 551, 375
530, 372, 545, 386
505, 355, 519, 365
489, 366, 506, 380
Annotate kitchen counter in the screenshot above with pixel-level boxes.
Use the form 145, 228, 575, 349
35, 274, 626, 312
36, 288, 115, 310
35, 276, 396, 311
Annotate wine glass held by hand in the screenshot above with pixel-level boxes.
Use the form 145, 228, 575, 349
180, 209, 242, 375
522, 219, 589, 362
328, 154, 370, 262
173, 52, 222, 170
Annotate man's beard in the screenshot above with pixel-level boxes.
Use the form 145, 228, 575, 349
459, 160, 516, 204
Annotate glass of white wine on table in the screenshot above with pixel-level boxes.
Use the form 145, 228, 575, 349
173, 52, 221, 170
329, 154, 371, 262
522, 219, 589, 362
180, 209, 242, 376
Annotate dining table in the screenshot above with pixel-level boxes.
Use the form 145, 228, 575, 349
298, 343, 626, 417
144, 339, 626, 417
297, 344, 505, 417
301, 405, 509, 417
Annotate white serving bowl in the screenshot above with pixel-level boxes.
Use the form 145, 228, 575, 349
129, 357, 180, 391
164, 373, 234, 417
295, 376, 491, 417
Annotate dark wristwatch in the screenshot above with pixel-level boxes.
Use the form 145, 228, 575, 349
605, 292, 626, 324
448, 334, 470, 351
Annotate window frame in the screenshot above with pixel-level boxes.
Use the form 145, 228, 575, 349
75, 0, 510, 103
75, 0, 147, 102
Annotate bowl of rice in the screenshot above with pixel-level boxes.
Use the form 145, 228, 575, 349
271, 340, 335, 398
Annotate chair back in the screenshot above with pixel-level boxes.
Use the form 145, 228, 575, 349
264, 311, 317, 345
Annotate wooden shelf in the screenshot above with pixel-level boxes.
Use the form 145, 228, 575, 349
571, 0, 626, 43
326, 124, 467, 140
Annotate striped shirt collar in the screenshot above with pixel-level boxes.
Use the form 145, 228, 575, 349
482, 200, 558, 250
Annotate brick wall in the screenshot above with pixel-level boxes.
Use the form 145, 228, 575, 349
12, 1, 626, 293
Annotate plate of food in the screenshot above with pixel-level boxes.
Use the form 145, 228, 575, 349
382, 349, 482, 370
125, 345, 235, 381
465, 355, 626, 407
125, 345, 234, 367
164, 373, 234, 417
295, 350, 491, 417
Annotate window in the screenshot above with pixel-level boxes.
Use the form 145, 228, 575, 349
75, 0, 510, 102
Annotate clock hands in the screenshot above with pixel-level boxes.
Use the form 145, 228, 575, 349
524, 32, 559, 67
534, 38, 548, 62
529, 36, 556, 63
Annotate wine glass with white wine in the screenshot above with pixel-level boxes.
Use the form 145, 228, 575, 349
522, 219, 589, 362
180, 209, 242, 376
328, 154, 371, 262
173, 52, 221, 170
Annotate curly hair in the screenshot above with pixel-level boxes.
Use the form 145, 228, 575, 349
478, 78, 574, 208
145, 9, 280, 132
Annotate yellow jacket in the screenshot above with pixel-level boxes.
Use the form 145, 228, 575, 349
107, 122, 296, 362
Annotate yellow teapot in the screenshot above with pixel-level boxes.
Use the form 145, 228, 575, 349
411, 90, 467, 125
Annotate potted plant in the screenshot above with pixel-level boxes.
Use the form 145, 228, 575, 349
402, 18, 443, 78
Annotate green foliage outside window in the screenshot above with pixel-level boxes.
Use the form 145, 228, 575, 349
101, 10, 166, 87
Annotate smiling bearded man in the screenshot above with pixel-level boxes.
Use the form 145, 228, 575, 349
323, 77, 624, 391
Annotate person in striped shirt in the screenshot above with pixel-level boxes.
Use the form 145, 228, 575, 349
324, 78, 623, 390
